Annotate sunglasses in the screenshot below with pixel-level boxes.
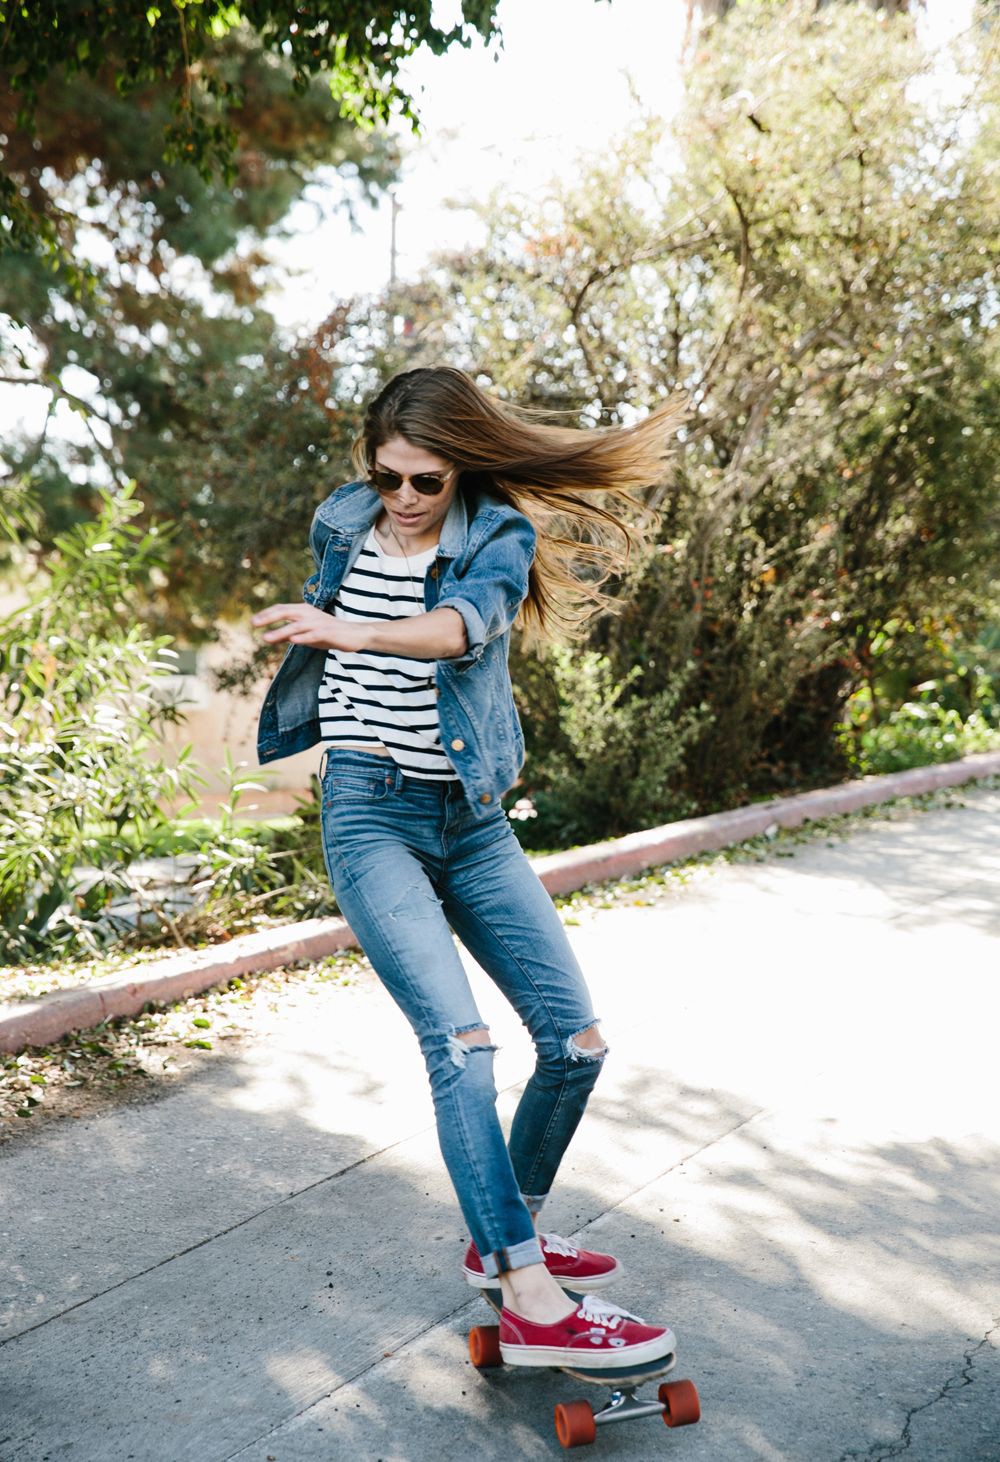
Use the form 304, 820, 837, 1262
367, 465, 457, 497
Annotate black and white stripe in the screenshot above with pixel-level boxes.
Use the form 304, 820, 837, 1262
318, 530, 459, 781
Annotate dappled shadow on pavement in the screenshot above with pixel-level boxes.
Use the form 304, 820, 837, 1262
712, 786, 1000, 940
241, 1073, 998, 1461
3, 1052, 998, 1461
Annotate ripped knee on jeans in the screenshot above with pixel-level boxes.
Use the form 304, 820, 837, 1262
447, 1026, 498, 1069
565, 1022, 609, 1063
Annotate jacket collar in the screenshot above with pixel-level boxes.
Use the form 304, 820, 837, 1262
316, 478, 471, 557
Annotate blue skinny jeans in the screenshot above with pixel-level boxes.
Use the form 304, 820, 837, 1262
319, 748, 606, 1280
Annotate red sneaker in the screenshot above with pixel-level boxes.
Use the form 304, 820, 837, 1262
462, 1233, 623, 1292
499, 1294, 676, 1369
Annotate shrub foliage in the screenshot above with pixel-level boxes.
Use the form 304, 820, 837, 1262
0, 486, 201, 954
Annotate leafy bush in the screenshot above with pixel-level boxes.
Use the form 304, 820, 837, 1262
0, 480, 344, 961
0, 485, 203, 956
507, 646, 712, 849
836, 617, 1000, 775
113, 757, 338, 948
839, 694, 1000, 776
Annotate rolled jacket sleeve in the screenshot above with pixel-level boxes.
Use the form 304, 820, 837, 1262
438, 511, 536, 667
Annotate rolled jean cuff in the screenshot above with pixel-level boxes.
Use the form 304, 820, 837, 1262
479, 1235, 544, 1279
521, 1191, 547, 1217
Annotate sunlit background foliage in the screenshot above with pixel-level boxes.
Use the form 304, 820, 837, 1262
2, 0, 998, 951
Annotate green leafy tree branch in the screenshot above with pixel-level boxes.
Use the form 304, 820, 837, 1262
0, 1, 503, 269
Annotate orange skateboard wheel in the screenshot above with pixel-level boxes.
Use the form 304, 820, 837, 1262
554, 1399, 597, 1448
659, 1377, 701, 1427
468, 1324, 502, 1368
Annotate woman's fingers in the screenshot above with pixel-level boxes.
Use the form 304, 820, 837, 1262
251, 603, 341, 648
252, 605, 310, 644
251, 604, 299, 627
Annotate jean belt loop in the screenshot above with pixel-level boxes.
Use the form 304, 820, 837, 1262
318, 746, 329, 783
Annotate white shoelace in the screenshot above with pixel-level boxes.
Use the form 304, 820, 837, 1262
540, 1232, 579, 1258
576, 1294, 644, 1330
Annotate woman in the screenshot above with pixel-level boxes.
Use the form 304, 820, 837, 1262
253, 366, 683, 1367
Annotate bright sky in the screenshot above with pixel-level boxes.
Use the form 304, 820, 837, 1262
266, 0, 687, 328
0, 0, 978, 438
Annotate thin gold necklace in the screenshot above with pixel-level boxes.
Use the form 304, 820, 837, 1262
377, 517, 424, 609
375, 519, 436, 689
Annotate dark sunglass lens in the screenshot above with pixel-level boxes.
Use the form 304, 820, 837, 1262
412, 474, 447, 495
370, 469, 403, 492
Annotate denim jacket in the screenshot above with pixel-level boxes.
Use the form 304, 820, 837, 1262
256, 479, 536, 819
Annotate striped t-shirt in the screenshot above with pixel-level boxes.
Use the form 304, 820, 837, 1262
317, 527, 459, 781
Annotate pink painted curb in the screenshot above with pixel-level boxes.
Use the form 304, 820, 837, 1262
531, 748, 1000, 896
0, 918, 359, 1056
3, 750, 998, 1054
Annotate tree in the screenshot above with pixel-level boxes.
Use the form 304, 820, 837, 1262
687, 0, 923, 30
0, 2, 502, 268
0, 29, 397, 635
0, 4, 597, 640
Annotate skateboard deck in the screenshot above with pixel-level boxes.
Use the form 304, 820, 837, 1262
470, 1284, 701, 1449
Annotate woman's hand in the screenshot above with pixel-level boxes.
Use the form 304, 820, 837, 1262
251, 604, 371, 651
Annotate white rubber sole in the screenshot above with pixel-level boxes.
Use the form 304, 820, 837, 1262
500, 1325, 677, 1370
462, 1258, 624, 1293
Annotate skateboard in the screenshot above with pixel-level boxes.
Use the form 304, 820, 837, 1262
468, 1285, 701, 1450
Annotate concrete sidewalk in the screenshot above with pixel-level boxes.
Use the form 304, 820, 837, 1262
1, 785, 998, 1460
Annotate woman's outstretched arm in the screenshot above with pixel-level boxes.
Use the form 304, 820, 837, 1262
251, 603, 468, 659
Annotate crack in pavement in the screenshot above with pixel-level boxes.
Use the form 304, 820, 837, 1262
839, 1318, 1000, 1462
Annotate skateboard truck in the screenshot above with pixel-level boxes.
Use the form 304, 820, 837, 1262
596, 1385, 675, 1425
553, 1377, 701, 1448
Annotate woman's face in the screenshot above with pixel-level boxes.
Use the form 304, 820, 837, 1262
371, 434, 461, 549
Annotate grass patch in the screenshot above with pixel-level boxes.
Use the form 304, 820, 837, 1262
0, 948, 369, 1136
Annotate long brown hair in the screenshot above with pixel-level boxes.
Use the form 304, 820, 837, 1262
350, 365, 685, 643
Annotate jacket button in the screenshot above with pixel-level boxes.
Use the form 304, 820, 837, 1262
479, 793, 492, 805
429, 565, 439, 579
450, 738, 465, 752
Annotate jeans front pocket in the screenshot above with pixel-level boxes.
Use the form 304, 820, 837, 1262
322, 771, 393, 809
320, 766, 394, 890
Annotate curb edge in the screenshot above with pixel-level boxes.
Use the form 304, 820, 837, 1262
3, 751, 999, 1054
